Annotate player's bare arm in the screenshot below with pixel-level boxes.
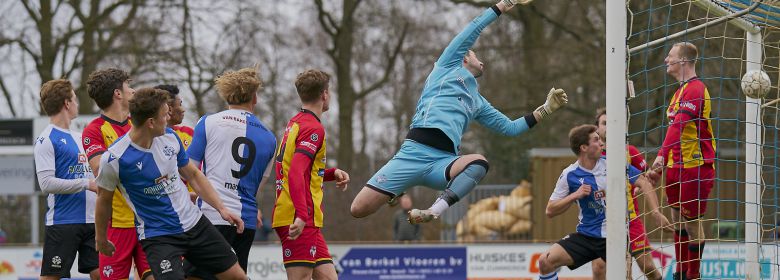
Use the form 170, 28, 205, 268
635, 175, 673, 231
94, 188, 115, 257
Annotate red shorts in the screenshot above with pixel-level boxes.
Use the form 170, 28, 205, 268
628, 217, 651, 255
664, 164, 715, 220
275, 226, 332, 268
99, 221, 151, 280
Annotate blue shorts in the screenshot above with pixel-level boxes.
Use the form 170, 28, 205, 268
367, 140, 459, 196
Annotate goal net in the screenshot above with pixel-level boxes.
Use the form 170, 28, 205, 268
609, 0, 780, 279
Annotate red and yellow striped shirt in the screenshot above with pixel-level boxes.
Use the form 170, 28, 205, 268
659, 78, 716, 169
272, 110, 335, 228
82, 115, 135, 228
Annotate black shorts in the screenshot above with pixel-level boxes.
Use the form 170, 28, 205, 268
41, 223, 98, 278
185, 225, 256, 279
140, 216, 238, 280
556, 232, 606, 270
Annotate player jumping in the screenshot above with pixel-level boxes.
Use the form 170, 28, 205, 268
350, 0, 568, 223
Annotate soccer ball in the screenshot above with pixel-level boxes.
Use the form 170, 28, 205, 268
740, 70, 771, 99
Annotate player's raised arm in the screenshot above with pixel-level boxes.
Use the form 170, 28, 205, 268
436, 1, 520, 68
475, 87, 567, 136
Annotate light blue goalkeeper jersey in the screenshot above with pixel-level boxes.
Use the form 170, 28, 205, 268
409, 7, 534, 152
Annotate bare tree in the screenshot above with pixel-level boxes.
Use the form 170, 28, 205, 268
313, 0, 408, 171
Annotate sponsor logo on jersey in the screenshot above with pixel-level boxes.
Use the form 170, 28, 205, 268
299, 141, 317, 152
162, 145, 176, 159
144, 174, 179, 199
680, 101, 697, 112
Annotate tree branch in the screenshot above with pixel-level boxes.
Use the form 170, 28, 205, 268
0, 74, 17, 117
313, 0, 338, 37
20, 0, 41, 23
356, 22, 408, 100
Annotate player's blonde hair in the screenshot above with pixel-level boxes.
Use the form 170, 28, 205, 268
674, 42, 698, 64
215, 67, 263, 105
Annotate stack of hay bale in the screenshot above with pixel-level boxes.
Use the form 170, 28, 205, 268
456, 181, 533, 241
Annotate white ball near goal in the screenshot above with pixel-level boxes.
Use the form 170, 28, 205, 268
740, 70, 771, 99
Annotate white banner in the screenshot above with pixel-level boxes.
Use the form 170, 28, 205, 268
0, 242, 776, 279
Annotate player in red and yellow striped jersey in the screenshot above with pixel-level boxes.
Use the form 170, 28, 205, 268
651, 42, 716, 280
82, 68, 153, 280
154, 84, 196, 196
272, 69, 349, 280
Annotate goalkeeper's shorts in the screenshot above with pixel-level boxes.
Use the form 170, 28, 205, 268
664, 163, 715, 220
367, 140, 459, 196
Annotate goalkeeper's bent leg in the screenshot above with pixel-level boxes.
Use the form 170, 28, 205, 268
429, 155, 489, 216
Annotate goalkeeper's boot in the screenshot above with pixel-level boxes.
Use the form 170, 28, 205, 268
407, 209, 438, 224
387, 192, 406, 207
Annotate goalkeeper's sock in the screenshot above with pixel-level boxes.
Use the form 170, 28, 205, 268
429, 160, 489, 216
687, 241, 705, 279
539, 271, 558, 280
674, 229, 690, 274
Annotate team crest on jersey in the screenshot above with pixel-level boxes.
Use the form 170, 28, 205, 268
162, 145, 176, 159
160, 259, 172, 274
102, 265, 113, 277
84, 137, 90, 145
310, 133, 319, 142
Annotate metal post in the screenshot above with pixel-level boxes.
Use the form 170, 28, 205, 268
606, 0, 628, 278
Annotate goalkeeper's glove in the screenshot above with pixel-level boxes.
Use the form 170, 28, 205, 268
502, 0, 533, 6
534, 88, 568, 120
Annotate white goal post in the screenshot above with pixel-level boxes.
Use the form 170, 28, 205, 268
606, 0, 764, 279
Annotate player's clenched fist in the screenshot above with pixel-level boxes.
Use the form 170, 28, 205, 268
288, 217, 306, 240
96, 239, 116, 257
574, 184, 592, 199
334, 168, 350, 191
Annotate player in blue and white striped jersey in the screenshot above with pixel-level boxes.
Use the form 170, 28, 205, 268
536, 125, 647, 280
186, 67, 276, 278
94, 88, 247, 280
34, 79, 99, 280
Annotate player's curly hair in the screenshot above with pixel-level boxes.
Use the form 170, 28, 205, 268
215, 68, 262, 105
569, 124, 598, 156
40, 79, 74, 116
86, 68, 130, 110
129, 88, 170, 126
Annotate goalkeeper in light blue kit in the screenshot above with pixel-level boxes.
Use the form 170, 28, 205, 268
350, 0, 568, 223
